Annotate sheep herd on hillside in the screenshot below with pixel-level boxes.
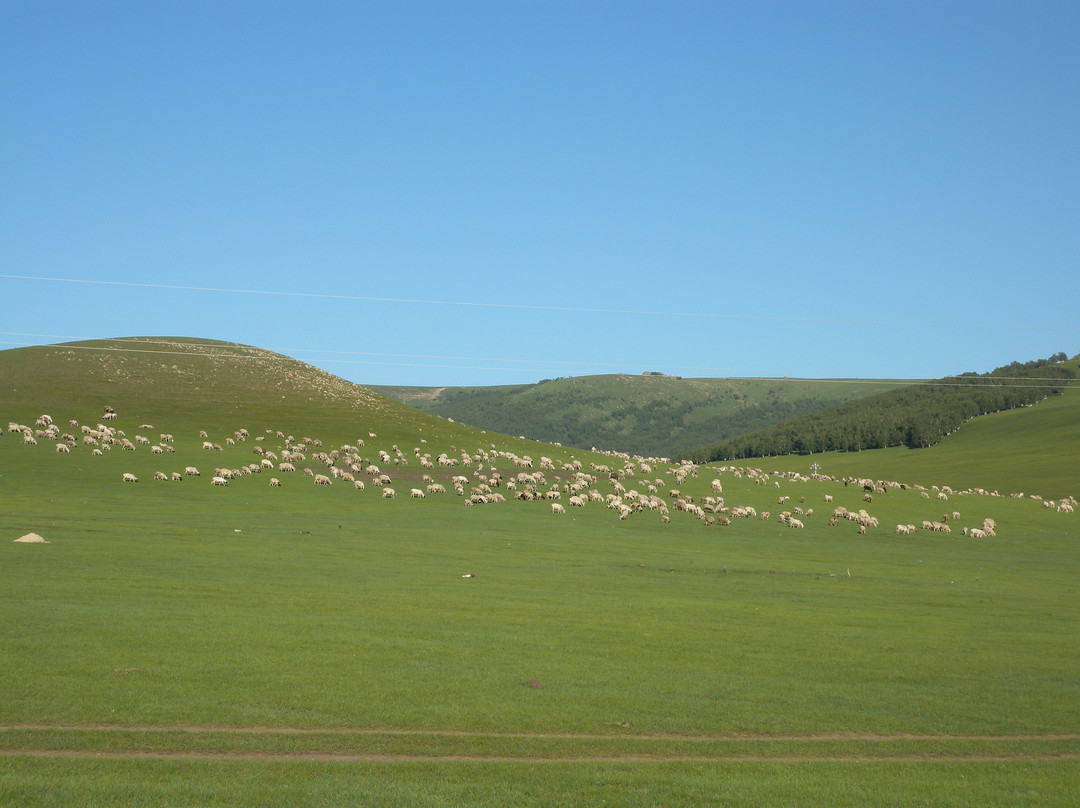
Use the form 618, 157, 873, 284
4, 409, 1077, 538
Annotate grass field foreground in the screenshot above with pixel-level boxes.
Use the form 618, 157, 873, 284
1, 338, 1077, 805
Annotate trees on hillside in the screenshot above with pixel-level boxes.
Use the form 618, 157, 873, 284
682, 355, 1075, 463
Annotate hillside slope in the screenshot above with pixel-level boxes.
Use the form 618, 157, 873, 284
683, 354, 1077, 463
759, 380, 1080, 500
373, 374, 904, 457
0, 337, 511, 453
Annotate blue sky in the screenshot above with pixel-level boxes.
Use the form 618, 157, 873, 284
3, 1, 1077, 387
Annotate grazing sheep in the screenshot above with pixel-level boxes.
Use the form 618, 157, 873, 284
122, 472, 138, 483
153, 472, 168, 481
313, 474, 333, 486
551, 503, 566, 514
211, 476, 229, 486
353, 480, 365, 490
269, 478, 282, 487
55, 443, 70, 453
410, 488, 426, 498
382, 488, 396, 499
171, 472, 183, 482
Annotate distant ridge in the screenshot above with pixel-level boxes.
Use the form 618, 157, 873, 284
373, 374, 904, 457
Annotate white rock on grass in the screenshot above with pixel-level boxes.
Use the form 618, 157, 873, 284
14, 533, 49, 543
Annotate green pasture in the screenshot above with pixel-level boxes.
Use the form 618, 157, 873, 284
761, 383, 1080, 499
1, 340, 1078, 805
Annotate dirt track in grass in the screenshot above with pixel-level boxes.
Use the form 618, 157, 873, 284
2, 724, 1078, 763
4, 750, 1080, 762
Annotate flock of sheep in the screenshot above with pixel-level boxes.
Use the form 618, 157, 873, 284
5, 408, 1076, 538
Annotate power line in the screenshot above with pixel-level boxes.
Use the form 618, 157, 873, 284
3, 273, 1078, 332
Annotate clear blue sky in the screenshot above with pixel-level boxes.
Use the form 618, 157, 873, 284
3, 1, 1077, 387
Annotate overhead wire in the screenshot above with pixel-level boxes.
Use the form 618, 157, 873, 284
3, 273, 1078, 332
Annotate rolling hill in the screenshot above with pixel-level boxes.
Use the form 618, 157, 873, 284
752, 378, 1080, 500
372, 373, 906, 458
0, 336, 494, 454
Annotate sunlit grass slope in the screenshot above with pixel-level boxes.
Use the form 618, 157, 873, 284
0, 337, 525, 456
762, 382, 1080, 500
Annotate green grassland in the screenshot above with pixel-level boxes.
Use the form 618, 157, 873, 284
1, 339, 1077, 806
760, 382, 1080, 500
374, 374, 904, 458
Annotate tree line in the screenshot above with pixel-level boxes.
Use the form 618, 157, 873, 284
678, 353, 1076, 463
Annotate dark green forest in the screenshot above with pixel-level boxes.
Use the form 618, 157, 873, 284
679, 353, 1076, 463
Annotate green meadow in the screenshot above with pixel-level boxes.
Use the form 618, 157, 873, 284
763, 382, 1080, 500
1, 339, 1077, 806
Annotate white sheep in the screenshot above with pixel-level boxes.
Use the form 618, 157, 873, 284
313, 474, 333, 485
211, 476, 229, 486
269, 478, 282, 487
122, 472, 138, 483
55, 443, 70, 453
382, 487, 396, 499
410, 488, 426, 498
551, 503, 566, 514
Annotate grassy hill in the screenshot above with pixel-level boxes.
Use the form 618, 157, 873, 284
1, 337, 1077, 805
0, 336, 538, 458
752, 379, 1080, 500
373, 374, 904, 458
685, 355, 1078, 463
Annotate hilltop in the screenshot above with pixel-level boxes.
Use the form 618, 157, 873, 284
0, 337, 475, 451
373, 373, 904, 458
